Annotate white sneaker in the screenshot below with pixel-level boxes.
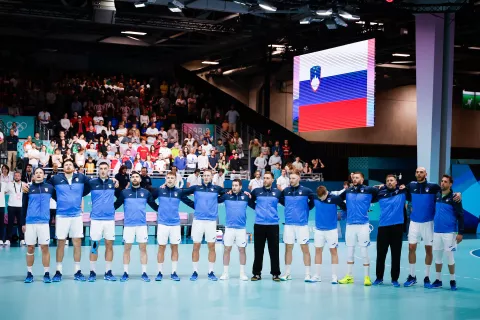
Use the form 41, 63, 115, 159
280, 274, 292, 281
20, 240, 26, 246
304, 274, 314, 283
65, 240, 69, 246
311, 275, 322, 282
4, 240, 10, 246
239, 273, 249, 281
0, 240, 4, 245
331, 276, 338, 284
219, 273, 229, 280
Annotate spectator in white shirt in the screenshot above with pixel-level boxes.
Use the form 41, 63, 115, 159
159, 142, 172, 160
212, 169, 225, 188
28, 143, 40, 169
254, 152, 268, 176
268, 150, 282, 167
171, 166, 184, 188
158, 127, 168, 140
186, 148, 198, 171
167, 124, 179, 143
197, 150, 209, 170
186, 169, 202, 187
201, 140, 213, 155
95, 120, 107, 135
38, 108, 51, 126
292, 156, 303, 171
276, 169, 289, 191
140, 111, 150, 126
93, 111, 104, 125
145, 123, 159, 145
60, 113, 71, 132
154, 154, 167, 172
248, 170, 264, 191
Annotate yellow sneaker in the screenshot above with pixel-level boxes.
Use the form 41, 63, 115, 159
338, 275, 354, 284
364, 276, 372, 286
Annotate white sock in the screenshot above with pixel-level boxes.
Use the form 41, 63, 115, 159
106, 262, 112, 272
425, 265, 431, 277
332, 264, 338, 278
172, 261, 178, 273
124, 264, 129, 273
285, 264, 291, 275
90, 261, 96, 272
57, 263, 63, 273
193, 262, 198, 272
44, 267, 49, 274
74, 262, 81, 273
364, 265, 370, 277
436, 272, 441, 280
409, 264, 416, 276
240, 264, 245, 274
141, 264, 147, 274
223, 265, 229, 274
27, 266, 32, 273
158, 263, 163, 273
305, 266, 310, 276
315, 264, 321, 277
347, 264, 353, 276
209, 262, 215, 273
450, 274, 455, 281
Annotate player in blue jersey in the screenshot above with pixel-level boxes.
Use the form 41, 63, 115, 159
338, 172, 378, 286
88, 163, 117, 282
372, 175, 407, 287
114, 171, 159, 282
152, 171, 193, 282
279, 170, 316, 282
402, 167, 460, 288
219, 179, 250, 281
21, 168, 56, 283
313, 186, 346, 284
429, 175, 463, 291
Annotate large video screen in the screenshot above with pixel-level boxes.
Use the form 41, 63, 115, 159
293, 39, 375, 132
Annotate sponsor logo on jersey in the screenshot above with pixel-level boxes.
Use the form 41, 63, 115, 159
140, 193, 144, 197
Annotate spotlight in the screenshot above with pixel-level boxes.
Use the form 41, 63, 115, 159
202, 61, 219, 65
172, 0, 185, 8
121, 31, 147, 36
316, 9, 332, 16
258, 0, 277, 11
300, 17, 312, 24
339, 10, 360, 20
134, 2, 146, 8
168, 2, 182, 12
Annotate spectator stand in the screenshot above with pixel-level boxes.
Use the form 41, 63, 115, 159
0, 118, 7, 164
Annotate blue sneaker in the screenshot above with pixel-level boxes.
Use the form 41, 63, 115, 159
403, 275, 417, 287
372, 279, 383, 286
208, 272, 218, 281
24, 272, 34, 283
74, 271, 86, 282
141, 272, 151, 282
104, 270, 117, 281
88, 271, 96, 282
120, 272, 129, 282
190, 271, 198, 281
43, 272, 52, 283
423, 276, 431, 288
429, 279, 442, 289
171, 272, 180, 281
155, 272, 163, 281
392, 281, 400, 288
52, 271, 63, 282
450, 280, 457, 291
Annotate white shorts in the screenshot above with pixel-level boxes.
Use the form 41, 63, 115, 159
90, 220, 115, 241
408, 221, 434, 246
157, 224, 181, 245
433, 232, 457, 252
283, 225, 310, 245
314, 229, 339, 249
223, 228, 247, 247
123, 226, 148, 244
345, 224, 370, 247
25, 224, 50, 246
191, 219, 217, 243
56, 216, 84, 240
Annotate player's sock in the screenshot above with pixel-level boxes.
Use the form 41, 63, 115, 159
27, 266, 33, 273
158, 263, 163, 273
223, 265, 229, 274
285, 265, 291, 275
332, 264, 338, 278
124, 264, 129, 273
425, 265, 431, 277
347, 264, 353, 276
450, 274, 455, 281
240, 264, 245, 274
364, 265, 370, 277
315, 264, 321, 276
44, 267, 49, 273
106, 262, 112, 272
409, 264, 415, 276
74, 262, 81, 273
305, 266, 311, 276
141, 264, 147, 274
436, 272, 441, 280
209, 262, 215, 273
90, 261, 96, 272
57, 263, 63, 273
172, 261, 178, 273
193, 262, 198, 272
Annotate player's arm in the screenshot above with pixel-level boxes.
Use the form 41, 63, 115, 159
182, 185, 196, 196
307, 189, 315, 210
247, 190, 257, 210
147, 192, 159, 212
278, 190, 285, 207
453, 200, 464, 242
180, 191, 195, 209
82, 175, 92, 196
334, 196, 347, 211
113, 191, 124, 210
369, 186, 379, 203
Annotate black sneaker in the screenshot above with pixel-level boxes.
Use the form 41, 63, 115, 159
450, 280, 457, 291
251, 275, 261, 281
423, 276, 431, 288
272, 275, 281, 282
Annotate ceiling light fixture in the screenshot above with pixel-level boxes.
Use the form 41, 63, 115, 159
392, 53, 410, 57
258, 0, 277, 11
468, 46, 480, 50
339, 10, 360, 20
127, 36, 141, 41
355, 21, 365, 24
300, 17, 312, 24
168, 2, 182, 12
134, 2, 146, 8
121, 31, 147, 36
391, 61, 414, 64
234, 0, 248, 5
316, 9, 333, 16
202, 61, 219, 65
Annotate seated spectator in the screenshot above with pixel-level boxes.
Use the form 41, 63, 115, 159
184, 133, 194, 146
248, 170, 263, 191
186, 169, 202, 187
38, 107, 51, 127
167, 124, 178, 143
276, 169, 289, 191
52, 148, 63, 167
208, 150, 218, 171
197, 150, 209, 170
154, 154, 167, 173
213, 169, 225, 188
303, 162, 312, 174
149, 145, 159, 162
137, 139, 149, 161
60, 113, 71, 133
85, 157, 96, 174
145, 123, 158, 144
215, 139, 225, 155
201, 139, 213, 154
311, 159, 325, 173
292, 156, 303, 171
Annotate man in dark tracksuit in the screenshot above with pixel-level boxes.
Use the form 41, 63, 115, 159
373, 174, 407, 287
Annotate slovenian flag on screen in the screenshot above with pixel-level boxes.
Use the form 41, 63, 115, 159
293, 39, 375, 132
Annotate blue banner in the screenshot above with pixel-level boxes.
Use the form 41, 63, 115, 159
0, 116, 35, 138
182, 123, 215, 142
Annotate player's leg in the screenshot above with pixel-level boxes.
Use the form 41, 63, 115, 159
156, 224, 168, 281
71, 216, 85, 281
252, 224, 267, 280
266, 225, 281, 281
430, 232, 444, 289
137, 226, 150, 282
446, 235, 457, 290
313, 230, 325, 282
88, 220, 101, 282
205, 221, 218, 280
220, 246, 232, 280
405, 221, 419, 286
423, 221, 434, 287
121, 226, 135, 282
358, 224, 372, 286
25, 243, 35, 283
281, 225, 294, 280
38, 224, 51, 283
190, 220, 203, 280
327, 229, 339, 284
236, 228, 248, 280
374, 226, 389, 285
104, 240, 115, 280
299, 226, 312, 282
169, 225, 181, 280
389, 224, 403, 287
339, 225, 355, 284
54, 217, 69, 281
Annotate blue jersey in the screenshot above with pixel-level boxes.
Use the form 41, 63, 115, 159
314, 193, 346, 231
248, 187, 284, 225
21, 182, 56, 225
89, 178, 116, 221
183, 183, 225, 221
220, 191, 249, 229
377, 187, 406, 227
114, 187, 159, 227
405, 181, 440, 223
282, 185, 315, 226
48, 173, 91, 217
152, 186, 193, 226
434, 191, 464, 234
340, 185, 378, 225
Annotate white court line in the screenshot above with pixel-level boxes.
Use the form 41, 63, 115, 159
469, 248, 480, 259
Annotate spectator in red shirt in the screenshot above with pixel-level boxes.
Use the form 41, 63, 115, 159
82, 110, 92, 128
137, 139, 149, 161
149, 145, 159, 162
282, 139, 291, 163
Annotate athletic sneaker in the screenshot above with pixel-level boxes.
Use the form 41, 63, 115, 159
239, 273, 249, 281
4, 240, 10, 246
364, 276, 372, 286
403, 275, 417, 287
104, 270, 117, 281
24, 272, 34, 283
43, 272, 52, 283
155, 272, 163, 281
392, 281, 400, 288
304, 275, 314, 283
208, 272, 218, 281
74, 271, 86, 282
219, 273, 229, 280
120, 272, 129, 282
429, 279, 442, 289
88, 271, 96, 282
141, 272, 151, 282
372, 279, 383, 286
280, 274, 292, 281
338, 275, 354, 284
424, 276, 431, 288
190, 271, 198, 281
311, 275, 322, 282
251, 274, 261, 281
272, 275, 281, 282
20, 240, 26, 246
171, 272, 180, 281
450, 280, 457, 291
331, 276, 338, 284
0, 240, 4, 245
52, 271, 62, 282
